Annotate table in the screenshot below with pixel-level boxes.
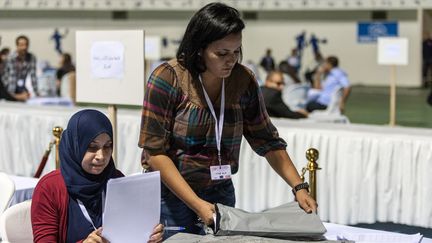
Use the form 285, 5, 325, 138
165, 223, 430, 242
1, 101, 431, 228
8, 175, 39, 207
26, 97, 73, 107
323, 222, 431, 243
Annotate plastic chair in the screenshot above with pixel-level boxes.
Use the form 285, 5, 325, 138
282, 83, 309, 110
0, 200, 33, 243
60, 71, 76, 103
309, 88, 350, 123
282, 73, 295, 87
312, 87, 344, 115
0, 172, 15, 215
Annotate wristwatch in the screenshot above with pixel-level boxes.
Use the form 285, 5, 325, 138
292, 182, 310, 196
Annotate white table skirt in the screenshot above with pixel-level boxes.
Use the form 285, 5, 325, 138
1, 102, 431, 228
233, 118, 432, 228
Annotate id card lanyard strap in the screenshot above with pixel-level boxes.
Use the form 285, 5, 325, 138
77, 191, 105, 230
199, 75, 225, 166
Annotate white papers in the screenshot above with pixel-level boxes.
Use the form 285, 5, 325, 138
102, 171, 160, 243
323, 223, 424, 243
91, 41, 125, 79
336, 232, 423, 243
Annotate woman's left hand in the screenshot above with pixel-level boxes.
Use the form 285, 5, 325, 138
295, 190, 318, 213
148, 223, 164, 243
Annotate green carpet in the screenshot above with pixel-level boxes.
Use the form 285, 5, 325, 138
345, 86, 432, 128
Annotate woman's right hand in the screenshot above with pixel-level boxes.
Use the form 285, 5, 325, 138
195, 199, 215, 226
13, 91, 29, 101
297, 109, 309, 117
83, 227, 109, 243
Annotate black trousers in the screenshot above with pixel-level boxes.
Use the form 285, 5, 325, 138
428, 88, 432, 106
306, 101, 327, 112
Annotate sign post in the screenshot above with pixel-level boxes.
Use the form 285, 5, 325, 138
76, 30, 145, 164
377, 37, 408, 126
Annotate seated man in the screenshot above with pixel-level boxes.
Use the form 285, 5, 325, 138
306, 56, 350, 112
0, 79, 28, 101
260, 71, 308, 119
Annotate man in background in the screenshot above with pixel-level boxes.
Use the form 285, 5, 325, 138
2, 35, 37, 101
428, 87, 432, 106
260, 48, 275, 72
261, 71, 308, 119
0, 47, 27, 101
422, 32, 432, 88
306, 56, 350, 113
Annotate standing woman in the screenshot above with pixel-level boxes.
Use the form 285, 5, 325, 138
56, 53, 75, 96
31, 109, 163, 243
139, 2, 317, 238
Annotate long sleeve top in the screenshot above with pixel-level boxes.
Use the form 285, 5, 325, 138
139, 59, 287, 190
31, 169, 123, 243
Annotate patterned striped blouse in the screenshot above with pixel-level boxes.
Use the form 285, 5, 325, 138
139, 59, 286, 190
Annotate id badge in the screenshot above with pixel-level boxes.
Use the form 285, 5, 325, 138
210, 165, 232, 180
17, 79, 25, 87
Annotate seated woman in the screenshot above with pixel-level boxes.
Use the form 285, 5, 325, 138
31, 109, 163, 243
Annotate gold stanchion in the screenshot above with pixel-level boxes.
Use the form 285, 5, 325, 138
300, 148, 321, 201
53, 126, 63, 169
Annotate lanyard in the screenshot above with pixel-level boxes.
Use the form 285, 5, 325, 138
77, 191, 105, 230
199, 75, 225, 166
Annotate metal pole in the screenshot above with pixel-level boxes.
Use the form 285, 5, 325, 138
305, 148, 321, 201
389, 65, 397, 126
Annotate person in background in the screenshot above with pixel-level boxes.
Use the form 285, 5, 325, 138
428, 89, 432, 106
306, 56, 350, 112
261, 71, 308, 119
56, 53, 75, 96
0, 48, 12, 100
1, 35, 37, 100
304, 52, 324, 85
31, 109, 163, 243
0, 47, 28, 101
139, 2, 317, 239
295, 31, 306, 57
260, 48, 275, 72
422, 32, 432, 88
279, 60, 301, 85
287, 48, 300, 73
0, 48, 10, 74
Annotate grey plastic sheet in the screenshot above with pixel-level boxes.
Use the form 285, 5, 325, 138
214, 202, 327, 240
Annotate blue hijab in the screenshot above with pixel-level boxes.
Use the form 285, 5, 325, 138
59, 109, 116, 242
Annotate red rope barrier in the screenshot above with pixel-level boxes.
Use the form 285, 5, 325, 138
34, 141, 54, 178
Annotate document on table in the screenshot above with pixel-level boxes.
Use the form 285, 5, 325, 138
102, 171, 160, 243
338, 232, 423, 243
